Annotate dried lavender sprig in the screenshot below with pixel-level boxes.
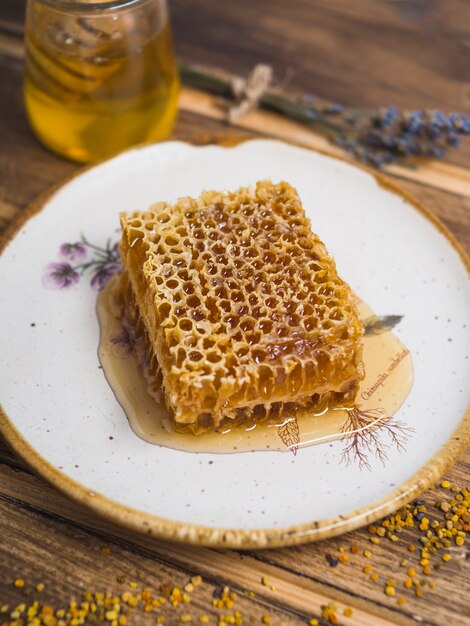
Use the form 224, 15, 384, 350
346, 107, 470, 167
179, 63, 470, 168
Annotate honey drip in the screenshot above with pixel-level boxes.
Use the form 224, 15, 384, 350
97, 282, 413, 454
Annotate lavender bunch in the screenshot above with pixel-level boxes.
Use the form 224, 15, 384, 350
332, 106, 470, 168
263, 92, 470, 168
180, 63, 470, 169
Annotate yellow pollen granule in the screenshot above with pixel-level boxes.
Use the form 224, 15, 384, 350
106, 610, 118, 621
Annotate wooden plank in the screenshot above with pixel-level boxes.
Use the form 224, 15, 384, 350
1, 29, 469, 199
0, 462, 420, 626
170, 0, 470, 113
179, 88, 470, 198
169, 0, 470, 171
3, 0, 470, 119
3, 446, 467, 625
0, 498, 305, 626
0, 30, 23, 57
1, 446, 470, 625
0, 200, 17, 230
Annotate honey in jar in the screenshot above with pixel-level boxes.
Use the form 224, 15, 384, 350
24, 0, 179, 163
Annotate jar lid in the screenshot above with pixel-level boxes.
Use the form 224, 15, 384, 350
39, 0, 154, 12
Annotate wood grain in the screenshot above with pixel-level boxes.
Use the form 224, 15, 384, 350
4, 0, 470, 118
1, 2, 470, 625
169, 0, 470, 172
1, 439, 470, 625
178, 88, 470, 197
0, 462, 428, 626
1, 14, 469, 197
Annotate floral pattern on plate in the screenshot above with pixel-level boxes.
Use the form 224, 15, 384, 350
43, 236, 121, 291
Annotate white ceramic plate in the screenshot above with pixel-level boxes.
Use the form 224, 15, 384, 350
1, 139, 469, 548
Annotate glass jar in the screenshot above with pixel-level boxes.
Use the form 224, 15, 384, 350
24, 0, 180, 163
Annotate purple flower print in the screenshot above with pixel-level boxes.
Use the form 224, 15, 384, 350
90, 263, 121, 291
59, 242, 87, 261
43, 234, 121, 292
43, 262, 80, 289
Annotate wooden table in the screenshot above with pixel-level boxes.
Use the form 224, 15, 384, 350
1, 2, 469, 625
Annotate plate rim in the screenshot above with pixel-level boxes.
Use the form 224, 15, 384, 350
1, 137, 469, 549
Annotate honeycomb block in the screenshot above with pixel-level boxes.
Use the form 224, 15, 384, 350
118, 181, 364, 431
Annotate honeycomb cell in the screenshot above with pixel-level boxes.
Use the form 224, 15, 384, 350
117, 180, 364, 430
178, 319, 193, 332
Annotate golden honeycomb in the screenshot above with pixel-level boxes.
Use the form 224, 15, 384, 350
118, 180, 364, 432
